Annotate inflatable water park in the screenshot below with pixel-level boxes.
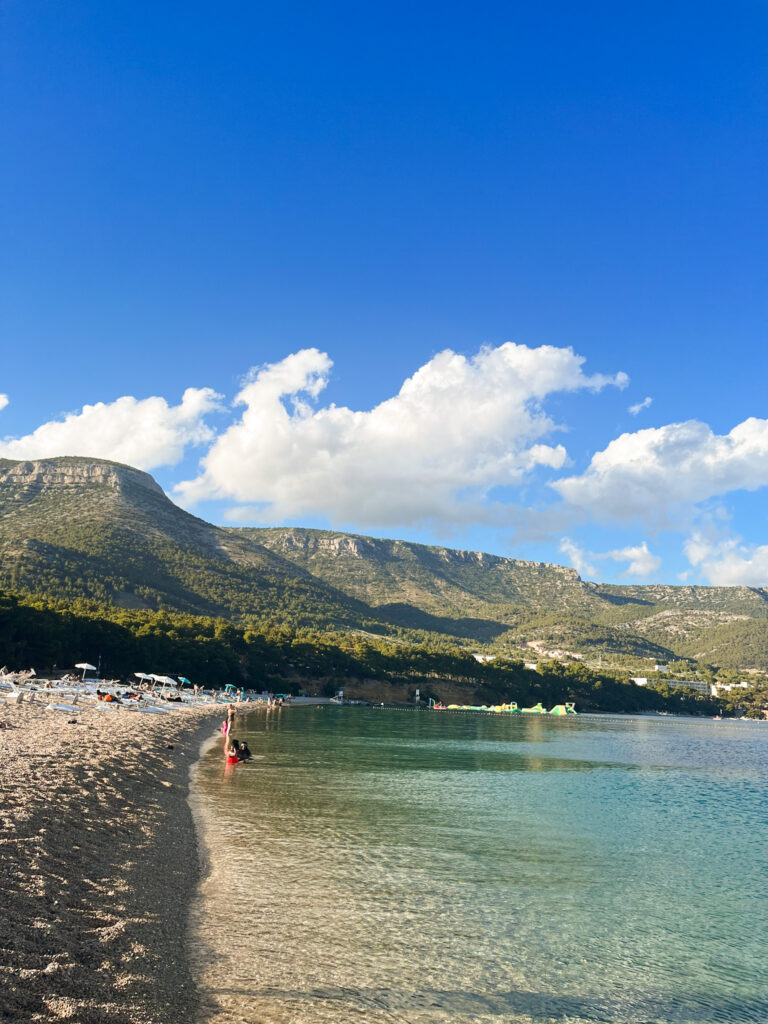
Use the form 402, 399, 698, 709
431, 701, 576, 715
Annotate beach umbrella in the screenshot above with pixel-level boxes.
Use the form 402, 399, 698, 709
178, 676, 193, 687
151, 674, 176, 692
75, 662, 97, 680
134, 672, 152, 680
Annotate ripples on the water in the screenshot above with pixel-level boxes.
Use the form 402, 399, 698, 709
189, 710, 767, 1024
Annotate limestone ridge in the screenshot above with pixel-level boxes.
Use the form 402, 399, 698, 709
1, 457, 768, 667
236, 526, 598, 615
0, 456, 166, 499
0, 456, 363, 623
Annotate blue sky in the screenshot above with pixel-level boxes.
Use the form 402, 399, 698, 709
2, 1, 767, 585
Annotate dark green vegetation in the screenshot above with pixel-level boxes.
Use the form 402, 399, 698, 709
0, 591, 724, 715
0, 457, 766, 715
720, 682, 768, 719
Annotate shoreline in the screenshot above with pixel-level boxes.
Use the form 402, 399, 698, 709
3, 701, 751, 1022
0, 701, 222, 1024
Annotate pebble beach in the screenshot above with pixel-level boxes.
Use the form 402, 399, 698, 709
0, 700, 222, 1023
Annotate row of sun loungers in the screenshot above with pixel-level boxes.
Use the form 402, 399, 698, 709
0, 674, 242, 714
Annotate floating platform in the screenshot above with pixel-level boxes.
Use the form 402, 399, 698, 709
434, 701, 576, 716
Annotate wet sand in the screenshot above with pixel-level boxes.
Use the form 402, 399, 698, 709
0, 700, 223, 1023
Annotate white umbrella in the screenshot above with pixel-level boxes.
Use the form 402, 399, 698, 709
75, 662, 97, 671
134, 672, 152, 680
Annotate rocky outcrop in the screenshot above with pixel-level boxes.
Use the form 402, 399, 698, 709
0, 457, 165, 498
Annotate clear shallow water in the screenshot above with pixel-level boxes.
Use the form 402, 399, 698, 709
190, 709, 767, 1024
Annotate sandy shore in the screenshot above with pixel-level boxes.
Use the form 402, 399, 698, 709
0, 700, 224, 1023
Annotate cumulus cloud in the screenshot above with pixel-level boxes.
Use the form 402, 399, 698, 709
559, 537, 660, 579
0, 388, 223, 470
684, 531, 768, 586
628, 396, 652, 415
558, 538, 597, 578
177, 343, 627, 527
603, 541, 661, 577
552, 418, 768, 521
0, 394, 8, 412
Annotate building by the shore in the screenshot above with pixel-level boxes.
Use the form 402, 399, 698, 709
631, 677, 711, 694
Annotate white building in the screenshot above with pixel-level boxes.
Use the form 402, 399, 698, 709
676, 679, 710, 694
632, 676, 710, 694
711, 681, 751, 696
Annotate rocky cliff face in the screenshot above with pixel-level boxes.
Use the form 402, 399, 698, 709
240, 525, 581, 579
0, 457, 165, 498
0, 455, 215, 555
235, 525, 590, 617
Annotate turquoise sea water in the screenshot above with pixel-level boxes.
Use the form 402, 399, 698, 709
190, 709, 767, 1024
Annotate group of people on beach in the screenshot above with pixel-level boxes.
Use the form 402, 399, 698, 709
222, 704, 252, 766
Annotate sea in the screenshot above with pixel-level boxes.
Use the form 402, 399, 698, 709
189, 707, 767, 1024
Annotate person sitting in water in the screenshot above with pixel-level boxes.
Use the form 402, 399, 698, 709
226, 739, 240, 765
237, 741, 252, 762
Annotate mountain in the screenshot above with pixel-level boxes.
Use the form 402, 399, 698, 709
1, 457, 767, 668
236, 527, 768, 666
0, 457, 367, 627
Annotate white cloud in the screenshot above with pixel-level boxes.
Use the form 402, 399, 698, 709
703, 546, 768, 586
603, 541, 661, 577
628, 396, 652, 415
0, 394, 8, 412
558, 538, 597, 578
559, 537, 660, 579
177, 343, 627, 527
0, 388, 223, 470
684, 531, 768, 586
552, 418, 768, 521
683, 531, 717, 568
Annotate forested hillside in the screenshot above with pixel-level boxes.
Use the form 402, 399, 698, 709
0, 591, 726, 716
241, 527, 768, 669
1, 457, 767, 670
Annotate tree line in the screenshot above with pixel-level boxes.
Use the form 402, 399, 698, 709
0, 590, 728, 715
